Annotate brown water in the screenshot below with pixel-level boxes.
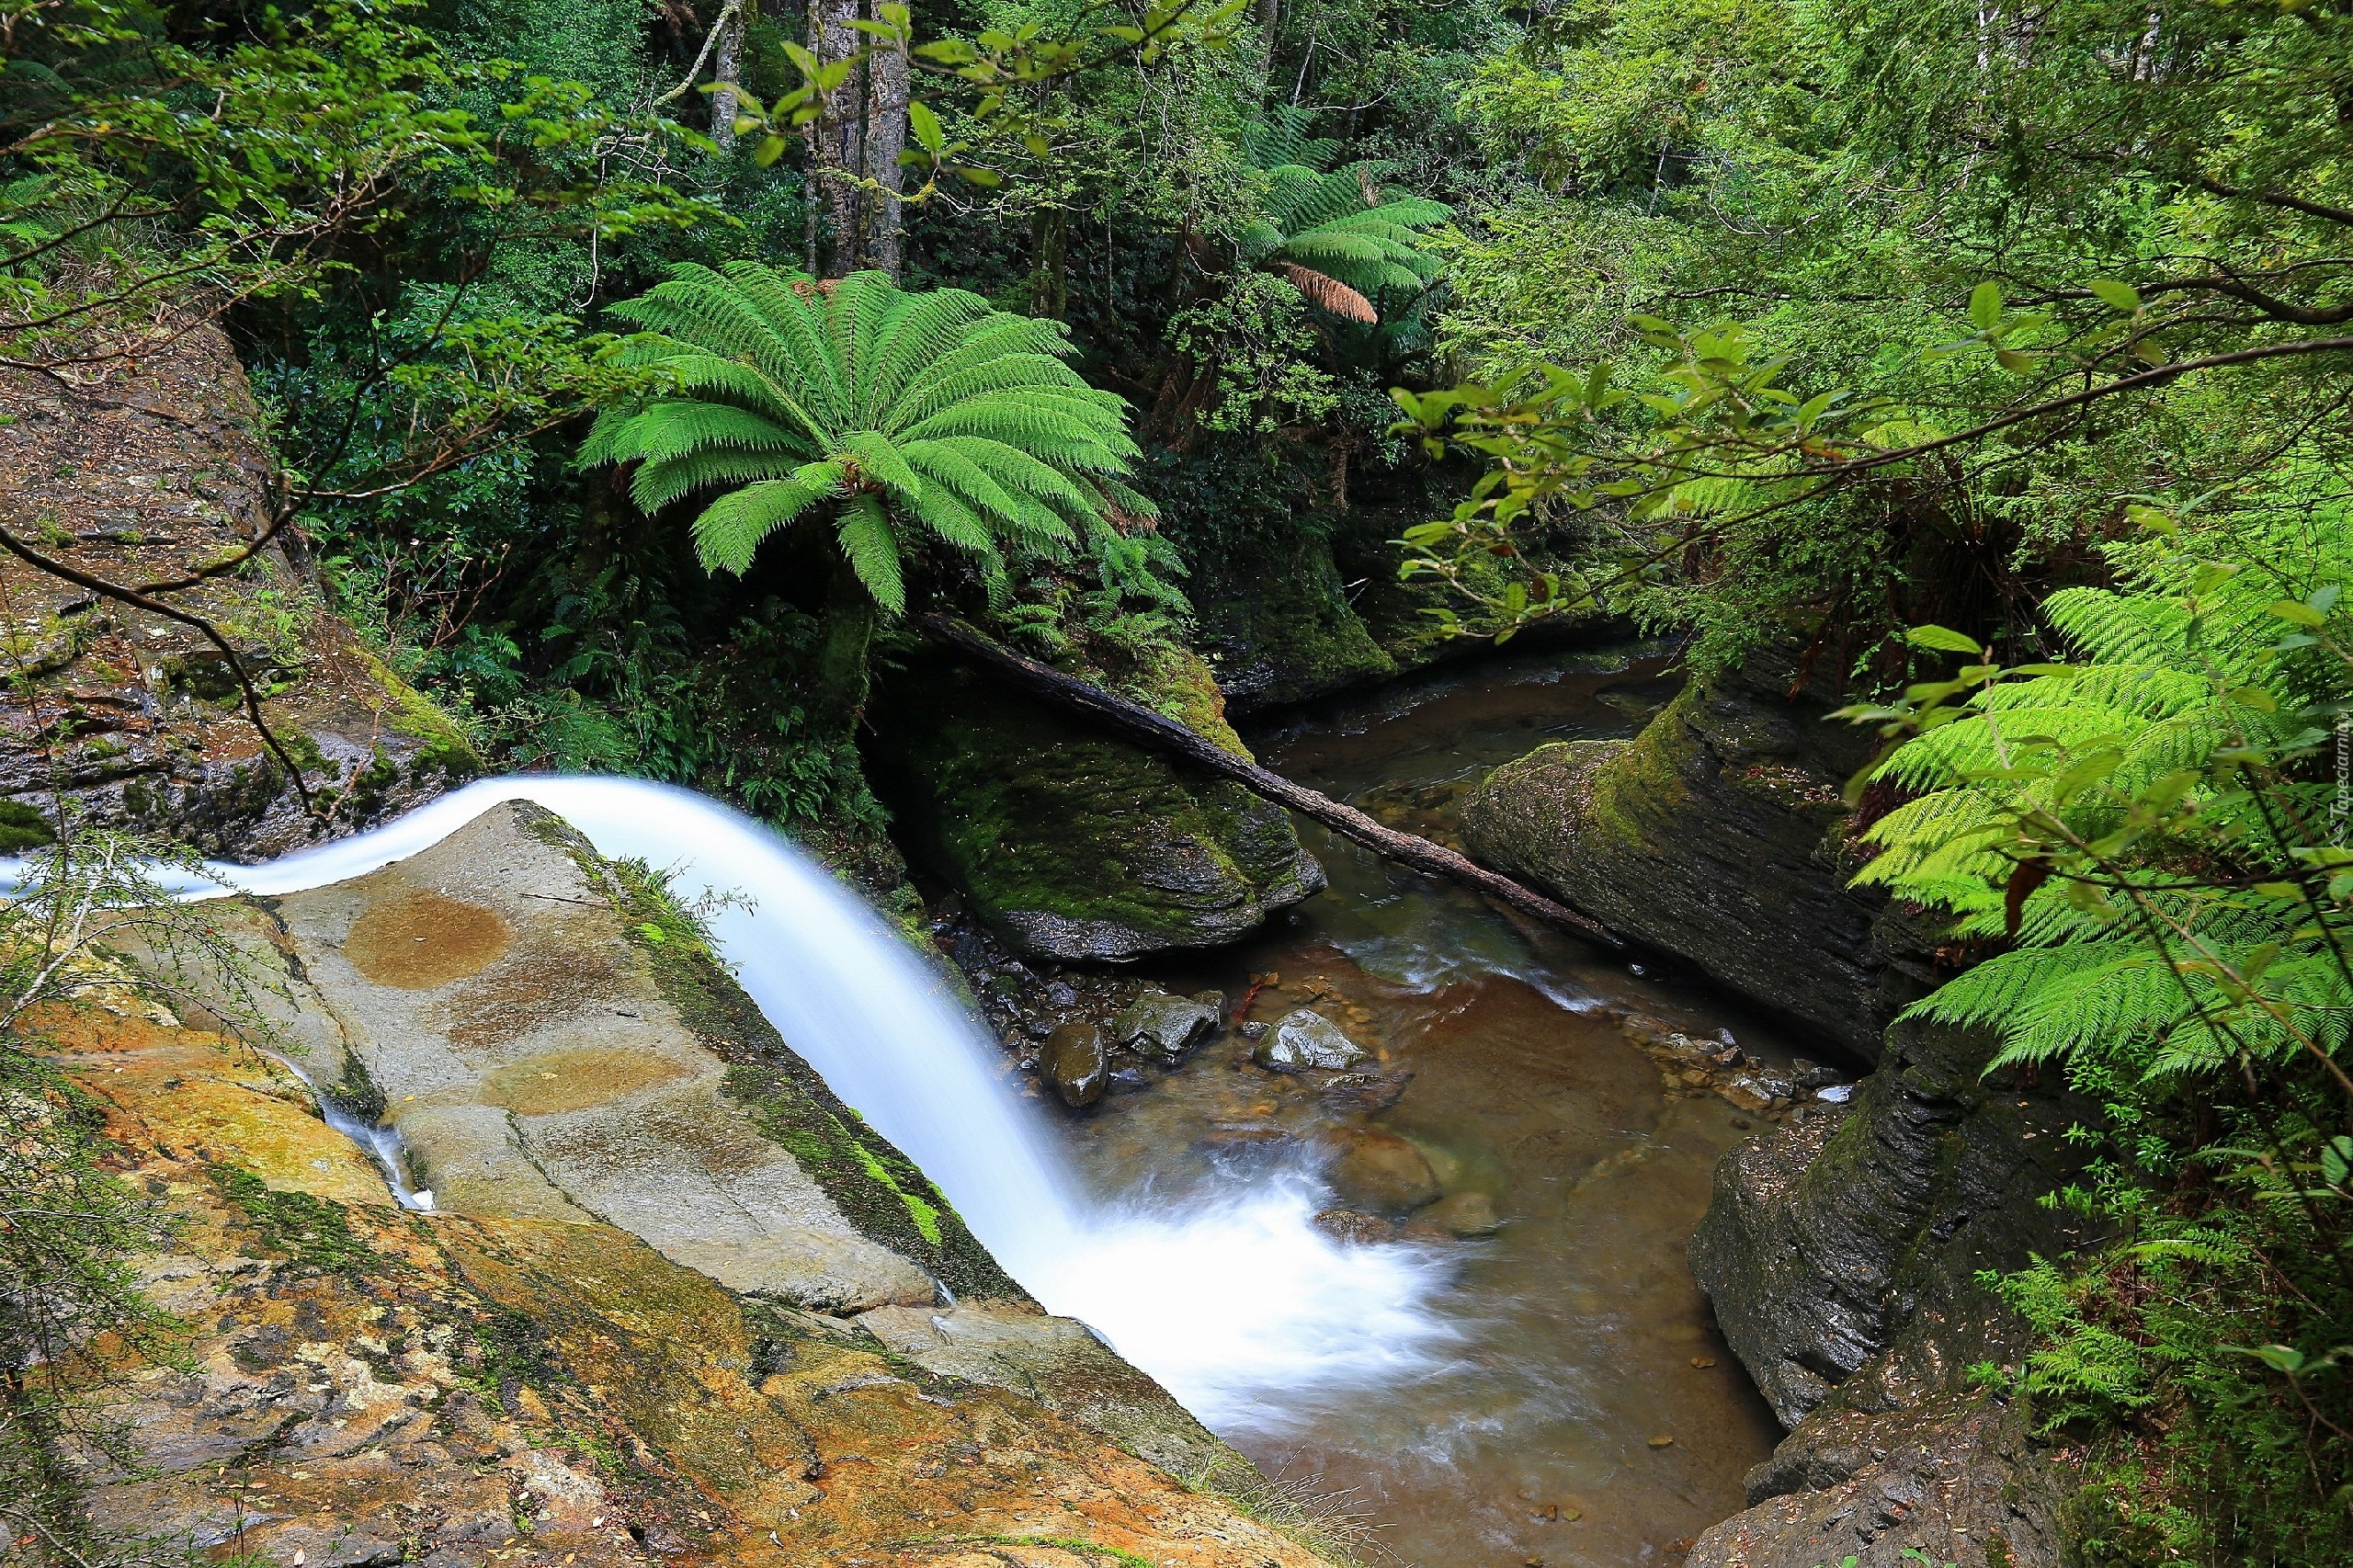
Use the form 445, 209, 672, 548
1058, 645, 1788, 1567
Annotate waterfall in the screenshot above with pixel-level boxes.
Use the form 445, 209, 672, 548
199, 778, 1453, 1434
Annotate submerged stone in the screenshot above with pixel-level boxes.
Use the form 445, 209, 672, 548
1112, 988, 1222, 1062
1253, 1008, 1369, 1072
1414, 1190, 1503, 1238
1043, 1020, 1108, 1108
1324, 1127, 1440, 1215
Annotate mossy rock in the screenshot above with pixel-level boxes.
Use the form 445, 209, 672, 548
870, 653, 1324, 961
1461, 644, 1934, 1060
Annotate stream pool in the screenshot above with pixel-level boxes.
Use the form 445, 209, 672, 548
1050, 643, 1790, 1566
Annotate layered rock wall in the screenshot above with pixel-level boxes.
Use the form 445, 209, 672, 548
1682, 1020, 2097, 1567
1460, 644, 1933, 1060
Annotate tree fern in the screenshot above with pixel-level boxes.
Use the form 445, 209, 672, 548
1238, 117, 1450, 324
579, 262, 1165, 613
1853, 502, 2353, 1085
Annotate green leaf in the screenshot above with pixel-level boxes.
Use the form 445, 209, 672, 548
908, 98, 944, 154
2086, 279, 2142, 312
2269, 598, 2325, 627
2245, 1344, 2309, 1374
1969, 281, 2003, 332
1907, 624, 1985, 656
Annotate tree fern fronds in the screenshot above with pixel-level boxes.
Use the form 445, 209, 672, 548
902, 440, 1027, 522
835, 494, 906, 615
1278, 264, 1376, 323
892, 354, 1097, 426
631, 447, 805, 514
1092, 474, 1165, 521
826, 430, 915, 502
602, 402, 800, 467
1243, 106, 1339, 172
584, 263, 1155, 613
909, 483, 993, 554
691, 476, 835, 575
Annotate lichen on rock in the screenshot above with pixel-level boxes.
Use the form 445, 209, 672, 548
0, 324, 479, 858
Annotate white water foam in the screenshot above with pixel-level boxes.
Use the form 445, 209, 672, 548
187, 777, 1455, 1428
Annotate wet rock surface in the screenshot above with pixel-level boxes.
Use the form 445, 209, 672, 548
1042, 1021, 1108, 1108
1685, 1019, 2098, 1566
1460, 642, 1938, 1061
1111, 987, 1222, 1062
0, 325, 476, 858
1255, 1006, 1370, 1071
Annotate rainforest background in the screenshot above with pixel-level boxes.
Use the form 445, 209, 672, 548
6, 0, 2353, 1561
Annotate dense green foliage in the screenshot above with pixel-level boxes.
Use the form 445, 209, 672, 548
1846, 508, 2353, 1563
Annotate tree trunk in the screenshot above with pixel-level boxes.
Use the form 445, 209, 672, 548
810, 0, 864, 276
710, 0, 747, 149
862, 13, 909, 279
1029, 202, 1068, 319
816, 570, 878, 737
915, 615, 1630, 948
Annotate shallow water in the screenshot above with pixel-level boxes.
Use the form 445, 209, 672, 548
1053, 644, 1789, 1566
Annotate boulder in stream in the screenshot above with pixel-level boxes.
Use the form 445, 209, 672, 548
867, 652, 1324, 961
1112, 987, 1222, 1062
1324, 1127, 1440, 1215
1043, 1020, 1108, 1108
1254, 1007, 1370, 1071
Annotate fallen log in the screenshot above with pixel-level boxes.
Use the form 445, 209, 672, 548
915, 615, 1629, 951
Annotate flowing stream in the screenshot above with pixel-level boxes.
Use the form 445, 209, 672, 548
188, 641, 1788, 1567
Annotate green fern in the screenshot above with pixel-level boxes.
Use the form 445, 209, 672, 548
1237, 122, 1449, 324
579, 264, 1160, 613
1854, 499, 2353, 1085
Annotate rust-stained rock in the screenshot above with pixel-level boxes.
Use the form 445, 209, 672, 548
46, 965, 1338, 1568
0, 324, 476, 858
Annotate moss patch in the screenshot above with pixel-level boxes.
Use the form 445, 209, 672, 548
350, 643, 480, 778
207, 1161, 382, 1275
0, 797, 57, 851
868, 660, 1317, 956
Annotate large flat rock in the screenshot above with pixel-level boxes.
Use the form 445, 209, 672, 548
191, 798, 1249, 1506
46, 995, 1338, 1568
227, 799, 939, 1312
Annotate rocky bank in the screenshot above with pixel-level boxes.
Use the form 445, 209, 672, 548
1459, 642, 1936, 1061
0, 326, 477, 858
1461, 648, 2098, 1567
49, 799, 1340, 1568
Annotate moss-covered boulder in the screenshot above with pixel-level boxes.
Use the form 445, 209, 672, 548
1459, 642, 1934, 1060
870, 646, 1324, 961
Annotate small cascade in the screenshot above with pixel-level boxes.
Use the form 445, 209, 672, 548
262, 1049, 436, 1211
200, 778, 1454, 1422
